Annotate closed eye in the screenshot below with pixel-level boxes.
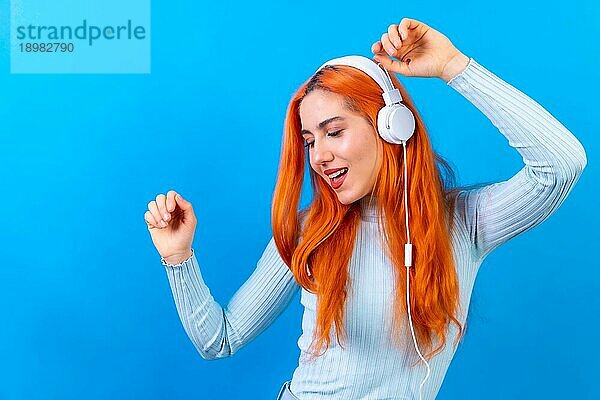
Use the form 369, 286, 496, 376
303, 130, 343, 149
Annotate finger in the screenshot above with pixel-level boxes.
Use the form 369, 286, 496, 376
144, 210, 159, 229
148, 200, 167, 228
398, 18, 409, 41
372, 53, 394, 71
175, 192, 193, 212
371, 41, 383, 54
380, 33, 396, 57
166, 190, 177, 212
398, 17, 422, 41
156, 193, 170, 222
372, 53, 411, 76
387, 24, 402, 48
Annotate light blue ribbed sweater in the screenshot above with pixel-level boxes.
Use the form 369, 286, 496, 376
161, 58, 587, 399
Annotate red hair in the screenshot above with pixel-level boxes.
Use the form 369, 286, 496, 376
272, 63, 468, 365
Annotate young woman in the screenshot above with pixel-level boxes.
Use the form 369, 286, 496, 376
144, 18, 586, 400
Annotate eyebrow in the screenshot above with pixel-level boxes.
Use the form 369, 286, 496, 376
301, 116, 345, 136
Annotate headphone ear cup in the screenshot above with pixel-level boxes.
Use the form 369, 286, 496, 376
377, 104, 415, 144
389, 104, 415, 142
377, 107, 395, 143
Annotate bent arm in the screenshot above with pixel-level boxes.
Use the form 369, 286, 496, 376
448, 58, 587, 261
162, 236, 299, 360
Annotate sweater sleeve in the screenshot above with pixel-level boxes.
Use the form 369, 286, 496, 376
447, 58, 587, 261
162, 236, 300, 360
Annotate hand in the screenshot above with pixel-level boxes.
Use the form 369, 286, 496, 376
371, 18, 470, 82
144, 190, 197, 265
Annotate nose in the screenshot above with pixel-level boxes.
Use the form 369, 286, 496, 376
311, 139, 334, 165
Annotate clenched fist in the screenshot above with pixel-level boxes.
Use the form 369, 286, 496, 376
144, 190, 197, 265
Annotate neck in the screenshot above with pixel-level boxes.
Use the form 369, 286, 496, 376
358, 195, 378, 221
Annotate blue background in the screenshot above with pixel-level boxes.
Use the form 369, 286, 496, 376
0, 0, 598, 399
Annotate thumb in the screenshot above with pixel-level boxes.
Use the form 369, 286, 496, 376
372, 53, 412, 76
175, 193, 193, 211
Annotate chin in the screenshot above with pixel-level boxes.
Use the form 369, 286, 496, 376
335, 191, 359, 205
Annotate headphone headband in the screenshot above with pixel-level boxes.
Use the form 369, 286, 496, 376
316, 55, 403, 105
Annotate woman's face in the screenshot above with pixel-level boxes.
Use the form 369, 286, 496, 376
299, 89, 382, 205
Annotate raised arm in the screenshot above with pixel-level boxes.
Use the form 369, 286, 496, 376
370, 17, 586, 262
162, 236, 299, 360
447, 58, 587, 261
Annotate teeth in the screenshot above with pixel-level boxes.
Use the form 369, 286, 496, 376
328, 168, 347, 179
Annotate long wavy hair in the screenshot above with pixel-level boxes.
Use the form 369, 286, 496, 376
271, 61, 486, 365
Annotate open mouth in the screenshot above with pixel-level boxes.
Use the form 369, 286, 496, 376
328, 168, 348, 189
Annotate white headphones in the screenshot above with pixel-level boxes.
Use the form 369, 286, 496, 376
313, 55, 430, 400
315, 55, 416, 144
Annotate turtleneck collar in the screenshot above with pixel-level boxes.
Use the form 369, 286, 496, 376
358, 195, 379, 222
